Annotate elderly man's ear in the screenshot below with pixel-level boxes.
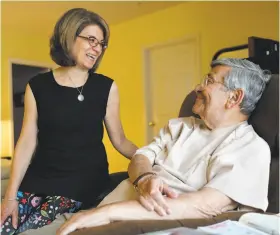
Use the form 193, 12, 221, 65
225, 89, 244, 109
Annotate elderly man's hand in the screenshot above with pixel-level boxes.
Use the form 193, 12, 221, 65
137, 175, 178, 216
56, 207, 110, 235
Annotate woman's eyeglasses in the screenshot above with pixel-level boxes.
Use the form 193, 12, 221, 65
77, 35, 107, 50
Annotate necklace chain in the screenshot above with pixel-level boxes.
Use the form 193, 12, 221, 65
68, 73, 87, 93
68, 72, 88, 101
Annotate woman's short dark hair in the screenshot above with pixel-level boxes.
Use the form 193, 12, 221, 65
50, 8, 110, 72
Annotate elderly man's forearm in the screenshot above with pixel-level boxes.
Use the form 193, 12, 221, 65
107, 196, 212, 222
128, 154, 153, 182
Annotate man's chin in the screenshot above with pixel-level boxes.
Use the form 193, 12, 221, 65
192, 106, 200, 116
193, 97, 205, 113
192, 106, 197, 114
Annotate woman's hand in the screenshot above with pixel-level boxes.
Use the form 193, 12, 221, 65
1, 198, 19, 229
57, 207, 110, 235
137, 175, 178, 216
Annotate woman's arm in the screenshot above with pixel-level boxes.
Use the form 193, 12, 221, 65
1, 84, 38, 227
5, 84, 38, 199
104, 82, 138, 159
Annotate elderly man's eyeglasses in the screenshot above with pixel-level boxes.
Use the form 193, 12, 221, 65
77, 35, 107, 50
201, 74, 227, 88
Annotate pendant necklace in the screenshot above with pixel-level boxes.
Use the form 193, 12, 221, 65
68, 72, 88, 102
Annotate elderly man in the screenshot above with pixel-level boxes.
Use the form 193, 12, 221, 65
56, 58, 271, 235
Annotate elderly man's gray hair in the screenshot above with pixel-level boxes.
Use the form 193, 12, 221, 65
211, 58, 271, 115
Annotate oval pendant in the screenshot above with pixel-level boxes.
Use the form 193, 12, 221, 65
78, 94, 84, 101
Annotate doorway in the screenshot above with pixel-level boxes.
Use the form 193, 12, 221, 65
10, 60, 52, 147
144, 36, 200, 143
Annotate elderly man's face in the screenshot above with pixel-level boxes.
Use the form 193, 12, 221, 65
192, 65, 231, 129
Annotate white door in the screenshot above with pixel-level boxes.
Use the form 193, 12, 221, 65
144, 36, 200, 143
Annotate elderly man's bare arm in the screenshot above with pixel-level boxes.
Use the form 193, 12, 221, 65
109, 187, 236, 220
57, 187, 237, 235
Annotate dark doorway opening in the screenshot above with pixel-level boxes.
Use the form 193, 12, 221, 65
12, 63, 51, 146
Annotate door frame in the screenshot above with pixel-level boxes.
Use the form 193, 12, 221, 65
143, 35, 201, 144
8, 58, 56, 149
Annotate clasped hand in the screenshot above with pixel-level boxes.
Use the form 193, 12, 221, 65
137, 175, 178, 216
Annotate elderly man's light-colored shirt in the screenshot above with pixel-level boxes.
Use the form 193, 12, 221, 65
100, 117, 271, 211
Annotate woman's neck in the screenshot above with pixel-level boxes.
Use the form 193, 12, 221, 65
53, 66, 89, 87
62, 66, 88, 82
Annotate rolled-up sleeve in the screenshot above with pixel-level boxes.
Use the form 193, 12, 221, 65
135, 117, 196, 165
134, 124, 172, 165
205, 138, 271, 211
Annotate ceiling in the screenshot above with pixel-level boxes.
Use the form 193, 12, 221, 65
2, 1, 181, 30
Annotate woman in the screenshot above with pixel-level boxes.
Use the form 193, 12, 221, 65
1, 8, 137, 234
